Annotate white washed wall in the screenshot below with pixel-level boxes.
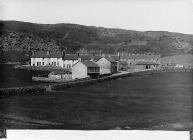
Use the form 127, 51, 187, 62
31, 57, 81, 68
32, 58, 43, 66
72, 62, 88, 79
63, 60, 79, 69
97, 57, 111, 74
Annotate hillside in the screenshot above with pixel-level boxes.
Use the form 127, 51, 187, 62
0, 20, 193, 62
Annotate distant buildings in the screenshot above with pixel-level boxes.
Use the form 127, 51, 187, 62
135, 61, 159, 70
31, 51, 161, 80
120, 53, 160, 70
31, 51, 97, 69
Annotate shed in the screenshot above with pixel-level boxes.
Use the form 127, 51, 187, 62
96, 56, 118, 75
72, 61, 100, 79
48, 70, 72, 80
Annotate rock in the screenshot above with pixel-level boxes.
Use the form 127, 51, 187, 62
114, 126, 122, 130
124, 126, 131, 129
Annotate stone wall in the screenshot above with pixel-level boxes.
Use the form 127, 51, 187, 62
0, 70, 157, 98
0, 85, 46, 98
51, 70, 157, 90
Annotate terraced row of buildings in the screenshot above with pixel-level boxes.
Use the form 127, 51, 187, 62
30, 51, 160, 80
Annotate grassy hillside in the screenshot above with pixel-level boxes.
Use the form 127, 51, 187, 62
0, 20, 193, 62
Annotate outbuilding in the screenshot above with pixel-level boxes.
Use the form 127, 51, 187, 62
72, 61, 100, 79
48, 70, 72, 80
96, 56, 118, 75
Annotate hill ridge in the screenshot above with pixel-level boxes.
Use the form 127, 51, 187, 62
0, 20, 193, 62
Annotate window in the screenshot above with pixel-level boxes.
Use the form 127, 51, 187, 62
37, 62, 41, 66
42, 62, 45, 66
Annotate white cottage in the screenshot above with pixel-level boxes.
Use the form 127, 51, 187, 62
31, 52, 77, 69
31, 51, 64, 67
62, 54, 79, 69
31, 51, 96, 70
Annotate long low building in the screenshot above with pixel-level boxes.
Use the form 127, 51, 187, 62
135, 61, 159, 70
119, 53, 161, 70
31, 51, 64, 67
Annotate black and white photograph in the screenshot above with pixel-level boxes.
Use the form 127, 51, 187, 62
0, 0, 193, 139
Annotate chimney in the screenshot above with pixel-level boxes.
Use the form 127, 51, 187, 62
32, 51, 35, 55
62, 51, 65, 57
78, 57, 81, 62
90, 56, 94, 61
118, 52, 120, 59
91, 54, 94, 61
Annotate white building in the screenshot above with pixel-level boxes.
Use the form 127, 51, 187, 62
31, 51, 96, 70
175, 64, 184, 68
31, 51, 64, 67
62, 54, 79, 69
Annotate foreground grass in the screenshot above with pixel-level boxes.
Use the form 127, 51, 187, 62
0, 72, 192, 130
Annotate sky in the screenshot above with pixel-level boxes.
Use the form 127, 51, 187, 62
0, 0, 193, 34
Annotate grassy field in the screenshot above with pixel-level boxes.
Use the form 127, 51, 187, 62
0, 72, 192, 130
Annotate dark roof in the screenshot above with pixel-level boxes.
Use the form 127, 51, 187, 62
136, 61, 159, 65
79, 54, 92, 60
120, 54, 160, 60
96, 56, 117, 63
32, 51, 63, 58
110, 55, 120, 61
120, 61, 128, 65
93, 55, 102, 61
31, 52, 118, 63
32, 52, 92, 61
63, 54, 78, 60
105, 56, 117, 63
81, 61, 99, 67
